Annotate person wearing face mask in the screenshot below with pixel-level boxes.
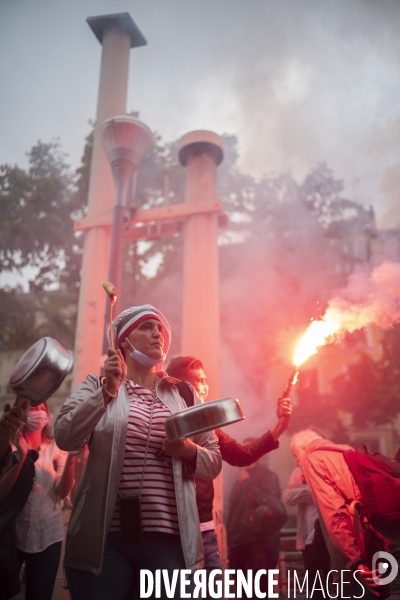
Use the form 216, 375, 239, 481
0, 401, 76, 600
166, 355, 292, 573
54, 305, 221, 600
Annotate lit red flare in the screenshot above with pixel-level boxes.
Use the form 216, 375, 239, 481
293, 312, 342, 368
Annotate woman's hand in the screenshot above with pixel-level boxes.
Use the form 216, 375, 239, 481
163, 438, 197, 462
103, 348, 127, 397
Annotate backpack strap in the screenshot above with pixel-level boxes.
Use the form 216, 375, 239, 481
308, 446, 355, 505
176, 381, 194, 408
308, 447, 365, 544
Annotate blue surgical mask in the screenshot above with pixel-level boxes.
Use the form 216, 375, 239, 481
126, 339, 166, 368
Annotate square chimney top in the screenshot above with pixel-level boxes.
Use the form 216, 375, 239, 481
87, 13, 147, 48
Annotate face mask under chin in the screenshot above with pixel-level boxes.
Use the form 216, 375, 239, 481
126, 339, 166, 368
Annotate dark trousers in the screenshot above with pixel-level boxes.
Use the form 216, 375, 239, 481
302, 543, 330, 600
229, 541, 279, 600
16, 541, 62, 600
65, 531, 188, 600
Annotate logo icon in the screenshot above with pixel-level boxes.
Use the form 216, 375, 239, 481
372, 551, 398, 585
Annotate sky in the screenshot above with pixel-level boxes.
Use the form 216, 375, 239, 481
1, 0, 400, 229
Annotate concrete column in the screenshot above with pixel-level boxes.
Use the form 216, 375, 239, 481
178, 130, 225, 563
179, 130, 224, 400
73, 14, 146, 387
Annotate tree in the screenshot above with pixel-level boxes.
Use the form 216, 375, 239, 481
0, 140, 85, 290
331, 324, 400, 427
0, 139, 87, 349
0, 287, 38, 350
217, 160, 374, 400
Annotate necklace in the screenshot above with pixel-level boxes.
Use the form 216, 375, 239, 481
127, 375, 158, 391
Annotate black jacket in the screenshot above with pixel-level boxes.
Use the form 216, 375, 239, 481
196, 429, 278, 523
226, 462, 286, 549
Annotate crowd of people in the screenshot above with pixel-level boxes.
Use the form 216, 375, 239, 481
0, 303, 398, 600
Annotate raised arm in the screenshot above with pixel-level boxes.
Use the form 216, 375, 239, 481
54, 375, 107, 451
217, 429, 278, 467
217, 396, 292, 467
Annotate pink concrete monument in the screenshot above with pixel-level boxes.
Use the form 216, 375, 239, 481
73, 14, 146, 387
178, 130, 224, 401
178, 130, 226, 564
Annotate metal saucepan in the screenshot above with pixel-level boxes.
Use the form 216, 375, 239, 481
9, 337, 74, 406
164, 397, 245, 440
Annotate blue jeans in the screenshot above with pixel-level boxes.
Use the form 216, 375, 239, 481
65, 531, 188, 600
201, 530, 222, 600
201, 529, 222, 571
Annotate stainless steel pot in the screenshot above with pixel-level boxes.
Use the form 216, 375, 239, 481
9, 337, 74, 406
164, 397, 245, 440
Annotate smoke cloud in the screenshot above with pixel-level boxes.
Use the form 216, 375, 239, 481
293, 260, 400, 366
327, 260, 400, 333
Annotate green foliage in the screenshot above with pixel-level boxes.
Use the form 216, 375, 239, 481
0, 287, 77, 351
287, 324, 400, 438
289, 386, 351, 445
332, 324, 400, 427
0, 287, 38, 350
0, 140, 85, 290
0, 137, 89, 350
74, 128, 92, 217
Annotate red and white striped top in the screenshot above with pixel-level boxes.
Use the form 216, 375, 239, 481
109, 378, 179, 535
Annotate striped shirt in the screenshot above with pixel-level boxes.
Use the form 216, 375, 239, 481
109, 378, 179, 535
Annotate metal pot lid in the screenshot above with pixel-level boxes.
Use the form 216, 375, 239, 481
9, 338, 47, 385
164, 397, 245, 441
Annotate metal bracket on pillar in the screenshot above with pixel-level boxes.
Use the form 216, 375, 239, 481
74, 198, 228, 242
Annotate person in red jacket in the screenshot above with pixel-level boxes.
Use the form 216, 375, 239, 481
166, 356, 292, 571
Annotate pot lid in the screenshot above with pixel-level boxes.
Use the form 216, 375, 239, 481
9, 338, 47, 385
